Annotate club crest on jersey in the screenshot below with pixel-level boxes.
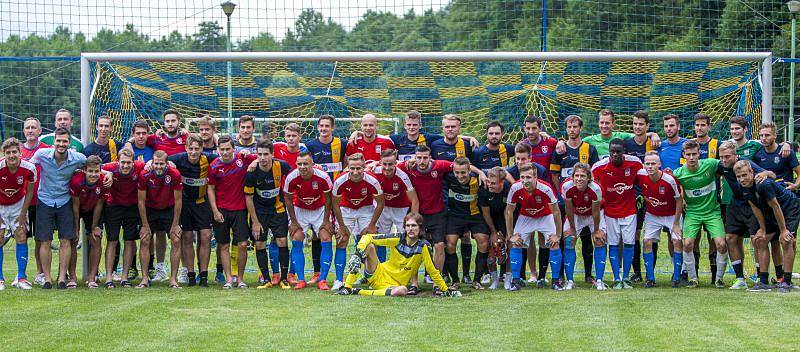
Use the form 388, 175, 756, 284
376, 145, 382, 153
95, 188, 101, 195
584, 194, 589, 201
659, 186, 665, 194
165, 175, 172, 184
392, 182, 399, 191
236, 159, 243, 167
16, 176, 23, 184
535, 196, 542, 203
361, 188, 367, 196
431, 171, 438, 178
177, 137, 183, 144
624, 168, 630, 176
542, 146, 548, 153
775, 156, 780, 164
312, 181, 318, 190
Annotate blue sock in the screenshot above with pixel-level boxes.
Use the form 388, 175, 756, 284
16, 243, 28, 280
622, 244, 634, 280
268, 242, 279, 274
594, 246, 606, 281
335, 248, 347, 281
376, 246, 387, 262
564, 245, 576, 282
0, 246, 4, 281
608, 245, 620, 281
510, 248, 523, 280
550, 248, 563, 281
291, 240, 305, 281
644, 251, 655, 282
673, 252, 683, 282
319, 241, 332, 282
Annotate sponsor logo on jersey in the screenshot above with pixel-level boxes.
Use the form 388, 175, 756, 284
609, 183, 634, 195
350, 196, 368, 206
2, 188, 19, 197
300, 196, 320, 205
646, 196, 668, 207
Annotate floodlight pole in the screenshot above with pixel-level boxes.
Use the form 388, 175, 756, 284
222, 1, 236, 134
788, 1, 799, 141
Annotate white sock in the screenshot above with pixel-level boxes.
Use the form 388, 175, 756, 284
683, 251, 697, 280
716, 252, 728, 281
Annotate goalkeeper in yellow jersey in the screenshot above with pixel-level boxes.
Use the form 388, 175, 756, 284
336, 212, 461, 297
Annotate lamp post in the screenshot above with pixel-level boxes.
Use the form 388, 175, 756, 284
788, 1, 799, 142
221, 1, 236, 134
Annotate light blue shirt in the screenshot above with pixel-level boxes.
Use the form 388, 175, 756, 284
658, 137, 688, 172
31, 148, 86, 208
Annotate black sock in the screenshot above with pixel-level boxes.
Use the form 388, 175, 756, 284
460, 242, 472, 278
759, 271, 770, 285
520, 250, 528, 280
633, 239, 642, 274
500, 262, 508, 276
652, 242, 659, 268
216, 262, 223, 273
445, 253, 459, 282
474, 252, 488, 281
113, 242, 121, 271
581, 235, 593, 277
775, 265, 784, 280
279, 246, 290, 281
188, 271, 196, 279
312, 239, 321, 272
538, 247, 549, 279
784, 272, 793, 285
733, 261, 744, 278
131, 247, 137, 270
693, 251, 700, 278
199, 271, 208, 279
256, 248, 269, 278
149, 254, 155, 271
709, 252, 718, 282
559, 240, 566, 279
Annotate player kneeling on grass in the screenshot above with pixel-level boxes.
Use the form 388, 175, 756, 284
137, 151, 183, 288
504, 163, 563, 291
337, 212, 459, 297
736, 160, 799, 293
0, 138, 36, 290
561, 163, 603, 290
635, 152, 683, 288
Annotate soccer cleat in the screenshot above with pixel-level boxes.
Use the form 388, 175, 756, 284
307, 272, 321, 284
747, 282, 772, 292
331, 280, 344, 291
594, 280, 607, 291
407, 285, 420, 295
489, 280, 499, 290
776, 282, 792, 293
280, 280, 291, 289
729, 279, 748, 290
34, 273, 45, 286
127, 268, 139, 281
17, 279, 32, 290
584, 275, 595, 284
222, 282, 232, 289
0, 280, 5, 291
480, 274, 491, 285
270, 273, 280, 286
461, 275, 473, 285
287, 273, 298, 285
294, 280, 307, 290
471, 281, 484, 290
685, 280, 699, 288
199, 277, 209, 287
622, 280, 633, 289
215, 271, 226, 284
644, 280, 656, 288
508, 280, 522, 292
527, 276, 539, 284
10, 278, 18, 287
564, 280, 575, 290
42, 282, 52, 289
258, 275, 266, 285
536, 278, 548, 289
714, 279, 726, 288
153, 268, 169, 283
424, 275, 434, 284
237, 282, 248, 289
175, 267, 187, 284
552, 282, 565, 291
317, 280, 330, 290
612, 281, 623, 290
503, 273, 512, 290
630, 273, 643, 283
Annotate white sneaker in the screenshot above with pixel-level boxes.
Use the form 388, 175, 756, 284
480, 274, 491, 285
503, 273, 512, 290
526, 276, 538, 284
34, 273, 45, 286
331, 280, 344, 291
176, 267, 188, 284
489, 278, 499, 290
729, 279, 749, 290
594, 280, 607, 291
17, 279, 32, 290
0, 280, 5, 290
565, 280, 575, 290
153, 267, 170, 282
424, 275, 433, 284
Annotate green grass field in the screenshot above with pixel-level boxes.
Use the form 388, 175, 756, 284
1, 241, 798, 351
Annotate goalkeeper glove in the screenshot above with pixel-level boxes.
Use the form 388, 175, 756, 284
345, 253, 363, 274
443, 286, 462, 297
406, 285, 420, 296
336, 287, 360, 295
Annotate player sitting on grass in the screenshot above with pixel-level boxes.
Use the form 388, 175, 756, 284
337, 212, 460, 297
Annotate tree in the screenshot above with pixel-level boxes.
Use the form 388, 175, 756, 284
192, 21, 226, 51
282, 9, 348, 51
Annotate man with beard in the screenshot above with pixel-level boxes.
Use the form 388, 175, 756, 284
658, 114, 688, 172
232, 115, 258, 153
471, 120, 515, 174
147, 109, 188, 156
345, 114, 395, 162
196, 115, 219, 155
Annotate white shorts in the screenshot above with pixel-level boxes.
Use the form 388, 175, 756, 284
513, 214, 556, 248
296, 207, 326, 235
564, 212, 607, 236
377, 206, 407, 234
342, 206, 375, 238
606, 214, 636, 245
0, 197, 25, 235
643, 213, 681, 242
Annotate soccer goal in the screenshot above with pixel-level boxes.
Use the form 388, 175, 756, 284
79, 51, 773, 147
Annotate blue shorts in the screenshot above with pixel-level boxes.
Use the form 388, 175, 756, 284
35, 200, 75, 241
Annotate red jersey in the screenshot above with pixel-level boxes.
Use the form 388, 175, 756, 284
398, 160, 453, 215
283, 168, 332, 210
0, 159, 36, 205
20, 141, 50, 205
207, 154, 257, 211
69, 172, 110, 213
147, 133, 188, 156
507, 180, 558, 218
332, 172, 383, 210
560, 179, 603, 216
345, 135, 395, 162
636, 169, 681, 217
273, 142, 301, 169
522, 136, 558, 171
103, 161, 146, 207
591, 155, 642, 218
372, 166, 414, 208
138, 167, 183, 210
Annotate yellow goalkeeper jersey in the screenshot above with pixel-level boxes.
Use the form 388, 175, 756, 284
357, 232, 449, 291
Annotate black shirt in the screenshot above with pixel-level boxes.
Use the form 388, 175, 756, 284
168, 152, 218, 204
444, 172, 481, 217
83, 139, 124, 163
244, 160, 291, 214
478, 181, 511, 234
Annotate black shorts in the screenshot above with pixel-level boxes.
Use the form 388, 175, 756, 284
253, 211, 289, 241
636, 195, 646, 232
180, 201, 212, 231
147, 207, 174, 233
725, 201, 758, 237
446, 215, 489, 236
79, 211, 104, 236
105, 205, 140, 242
35, 201, 75, 241
213, 209, 249, 245
421, 211, 447, 244
764, 204, 800, 237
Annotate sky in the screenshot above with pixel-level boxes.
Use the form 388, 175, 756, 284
0, 0, 447, 42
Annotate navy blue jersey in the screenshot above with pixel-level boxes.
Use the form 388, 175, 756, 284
742, 178, 798, 222
754, 147, 799, 186
622, 137, 653, 162
132, 145, 154, 162
390, 133, 443, 161
697, 138, 719, 160
506, 162, 548, 182
203, 144, 218, 156
83, 139, 124, 163
550, 141, 599, 182
244, 160, 291, 214
471, 143, 515, 173
478, 181, 511, 234
168, 152, 218, 204
305, 137, 348, 181
430, 137, 473, 162
717, 159, 765, 205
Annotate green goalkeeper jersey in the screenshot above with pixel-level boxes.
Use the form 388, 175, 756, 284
673, 158, 721, 218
